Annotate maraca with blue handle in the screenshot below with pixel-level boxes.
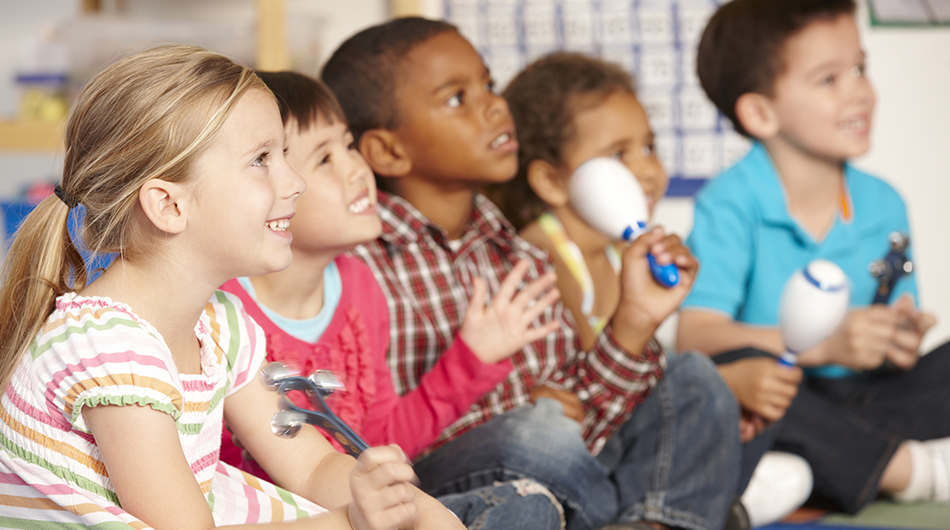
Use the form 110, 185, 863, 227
568, 157, 679, 287
777, 259, 850, 367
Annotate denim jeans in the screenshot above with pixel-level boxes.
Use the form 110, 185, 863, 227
415, 352, 743, 530
438, 479, 565, 530
715, 341, 950, 514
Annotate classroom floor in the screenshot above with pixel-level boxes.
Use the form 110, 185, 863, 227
761, 500, 950, 530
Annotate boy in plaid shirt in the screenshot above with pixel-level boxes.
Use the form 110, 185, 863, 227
323, 18, 746, 530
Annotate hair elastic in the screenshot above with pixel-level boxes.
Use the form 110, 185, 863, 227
53, 185, 79, 209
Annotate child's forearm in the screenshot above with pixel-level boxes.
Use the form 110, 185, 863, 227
361, 336, 511, 459
300, 451, 358, 510
677, 309, 784, 356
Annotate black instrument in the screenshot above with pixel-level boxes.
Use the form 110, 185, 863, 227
261, 362, 369, 457
869, 232, 913, 305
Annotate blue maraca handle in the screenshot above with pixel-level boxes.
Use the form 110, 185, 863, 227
647, 253, 679, 288
777, 351, 797, 368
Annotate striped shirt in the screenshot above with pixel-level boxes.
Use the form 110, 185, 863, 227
351, 192, 665, 456
0, 291, 325, 528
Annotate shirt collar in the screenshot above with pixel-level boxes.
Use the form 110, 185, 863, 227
377, 191, 517, 249
745, 141, 856, 228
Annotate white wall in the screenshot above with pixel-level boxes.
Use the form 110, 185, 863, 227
0, 0, 389, 198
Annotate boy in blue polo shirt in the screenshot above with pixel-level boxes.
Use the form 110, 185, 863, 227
678, 0, 950, 515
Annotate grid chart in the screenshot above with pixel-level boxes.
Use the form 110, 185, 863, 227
441, 0, 752, 196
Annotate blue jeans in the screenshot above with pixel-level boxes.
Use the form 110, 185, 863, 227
439, 479, 565, 530
415, 352, 742, 530
715, 341, 950, 514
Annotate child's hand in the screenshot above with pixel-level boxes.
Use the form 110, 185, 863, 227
348, 445, 419, 530
613, 228, 699, 337
739, 409, 768, 443
887, 294, 936, 370
718, 358, 802, 423
460, 259, 561, 364
818, 298, 933, 371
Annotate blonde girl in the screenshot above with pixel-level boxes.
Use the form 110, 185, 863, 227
0, 45, 462, 530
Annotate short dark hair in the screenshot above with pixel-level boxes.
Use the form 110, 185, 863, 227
489, 52, 636, 230
697, 0, 856, 137
321, 17, 457, 142
255, 70, 345, 130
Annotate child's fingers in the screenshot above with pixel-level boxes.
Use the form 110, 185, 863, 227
368, 495, 419, 530
523, 319, 563, 344
521, 288, 561, 325
509, 271, 557, 309
354, 446, 416, 480
468, 276, 487, 311
348, 493, 417, 530
494, 260, 531, 303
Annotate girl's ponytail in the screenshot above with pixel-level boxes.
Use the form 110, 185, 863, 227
0, 196, 86, 388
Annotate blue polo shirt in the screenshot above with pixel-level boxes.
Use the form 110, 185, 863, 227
683, 142, 917, 377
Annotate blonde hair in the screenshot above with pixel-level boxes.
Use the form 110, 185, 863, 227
0, 45, 265, 389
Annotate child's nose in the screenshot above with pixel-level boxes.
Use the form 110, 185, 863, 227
281, 161, 307, 198
346, 149, 374, 184
485, 91, 511, 121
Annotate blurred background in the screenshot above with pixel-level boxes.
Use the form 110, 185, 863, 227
0, 0, 947, 353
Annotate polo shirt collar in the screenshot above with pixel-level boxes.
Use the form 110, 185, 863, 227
744, 141, 857, 247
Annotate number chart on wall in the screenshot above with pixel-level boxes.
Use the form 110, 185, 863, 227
440, 0, 751, 196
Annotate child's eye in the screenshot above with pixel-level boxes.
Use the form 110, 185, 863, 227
610, 150, 625, 161
347, 140, 358, 151
485, 79, 496, 93
851, 64, 865, 78
252, 152, 268, 167
820, 74, 836, 87
641, 144, 655, 157
448, 92, 463, 108
318, 153, 331, 166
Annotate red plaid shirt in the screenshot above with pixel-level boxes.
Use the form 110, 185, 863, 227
351, 191, 665, 456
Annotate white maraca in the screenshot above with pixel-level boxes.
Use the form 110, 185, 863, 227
777, 259, 850, 367
568, 157, 678, 287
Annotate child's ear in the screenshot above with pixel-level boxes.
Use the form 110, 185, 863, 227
527, 159, 569, 207
360, 129, 411, 178
138, 179, 188, 234
735, 93, 779, 139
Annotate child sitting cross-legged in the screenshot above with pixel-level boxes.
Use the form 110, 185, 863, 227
323, 18, 751, 530
218, 70, 565, 530
679, 0, 950, 515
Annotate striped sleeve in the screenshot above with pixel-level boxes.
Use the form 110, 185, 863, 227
205, 291, 268, 397
30, 302, 186, 434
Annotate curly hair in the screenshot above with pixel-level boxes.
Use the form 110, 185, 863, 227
490, 52, 636, 230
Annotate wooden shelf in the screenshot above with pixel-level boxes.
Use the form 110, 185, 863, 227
0, 121, 63, 152
1, 0, 417, 153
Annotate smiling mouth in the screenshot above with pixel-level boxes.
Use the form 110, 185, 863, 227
349, 197, 373, 214
491, 133, 512, 149
266, 219, 290, 231
841, 116, 868, 132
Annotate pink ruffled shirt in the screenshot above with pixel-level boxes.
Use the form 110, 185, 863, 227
219, 255, 511, 476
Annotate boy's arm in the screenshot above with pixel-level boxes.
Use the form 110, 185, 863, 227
361, 331, 512, 459
349, 256, 548, 459
677, 309, 784, 355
